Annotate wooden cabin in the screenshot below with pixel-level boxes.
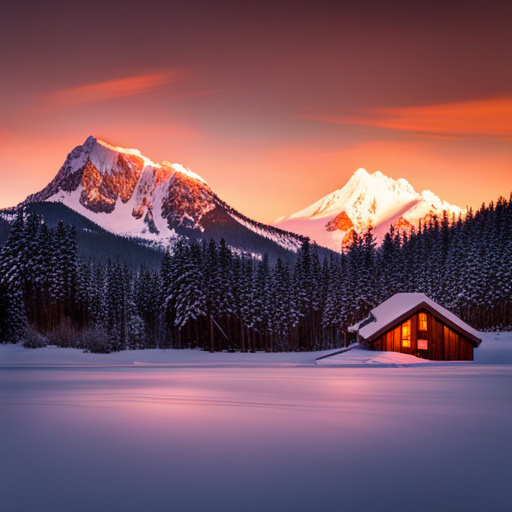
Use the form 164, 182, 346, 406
349, 293, 481, 361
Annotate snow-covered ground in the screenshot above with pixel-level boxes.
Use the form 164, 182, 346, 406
0, 331, 509, 366
1, 332, 511, 512
0, 344, 331, 366
317, 345, 438, 366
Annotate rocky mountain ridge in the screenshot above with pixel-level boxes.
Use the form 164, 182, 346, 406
21, 136, 305, 258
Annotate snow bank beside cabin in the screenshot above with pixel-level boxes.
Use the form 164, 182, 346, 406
316, 347, 435, 366
316, 332, 512, 366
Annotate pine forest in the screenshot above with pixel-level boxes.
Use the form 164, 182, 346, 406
1, 195, 511, 353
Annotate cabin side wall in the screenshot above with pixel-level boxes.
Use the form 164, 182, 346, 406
371, 311, 474, 361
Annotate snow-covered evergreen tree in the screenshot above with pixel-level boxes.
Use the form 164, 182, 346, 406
0, 211, 28, 343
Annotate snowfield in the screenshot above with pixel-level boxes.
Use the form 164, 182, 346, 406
1, 332, 511, 512
0, 331, 509, 366
0, 344, 332, 366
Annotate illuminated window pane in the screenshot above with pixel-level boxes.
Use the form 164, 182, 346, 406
418, 339, 428, 350
419, 313, 427, 331
402, 320, 411, 348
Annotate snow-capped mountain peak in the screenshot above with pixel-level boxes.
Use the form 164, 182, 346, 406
274, 168, 462, 251
163, 162, 208, 184
21, 136, 303, 255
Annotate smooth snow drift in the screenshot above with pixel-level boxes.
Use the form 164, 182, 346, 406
1, 334, 511, 512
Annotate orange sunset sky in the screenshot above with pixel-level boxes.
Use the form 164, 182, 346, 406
1, 0, 511, 224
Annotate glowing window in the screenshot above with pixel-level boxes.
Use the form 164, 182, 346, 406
419, 313, 427, 331
402, 320, 411, 348
418, 339, 428, 350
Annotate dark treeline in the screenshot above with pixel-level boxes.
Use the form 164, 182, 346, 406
1, 195, 511, 352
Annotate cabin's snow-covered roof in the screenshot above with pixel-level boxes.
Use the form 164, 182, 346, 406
349, 293, 481, 342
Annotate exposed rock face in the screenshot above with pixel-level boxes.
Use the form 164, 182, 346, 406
24, 137, 144, 214
325, 211, 354, 232
22, 136, 216, 231
23, 149, 87, 203
162, 170, 215, 230
342, 229, 358, 248
391, 216, 413, 231
143, 209, 159, 235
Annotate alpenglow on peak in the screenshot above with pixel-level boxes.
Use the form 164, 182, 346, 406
274, 168, 462, 251
20, 136, 305, 256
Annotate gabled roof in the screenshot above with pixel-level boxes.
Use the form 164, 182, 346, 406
349, 293, 481, 345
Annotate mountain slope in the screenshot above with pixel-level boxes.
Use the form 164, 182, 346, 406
21, 136, 305, 260
274, 168, 462, 251
0, 202, 165, 268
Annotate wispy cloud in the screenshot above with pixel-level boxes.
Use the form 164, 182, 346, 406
299, 97, 512, 138
42, 71, 187, 109
163, 89, 224, 101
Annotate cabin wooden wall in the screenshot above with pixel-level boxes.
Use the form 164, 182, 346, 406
371, 311, 474, 361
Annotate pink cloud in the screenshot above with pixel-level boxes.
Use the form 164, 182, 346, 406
300, 96, 512, 138
42, 71, 187, 109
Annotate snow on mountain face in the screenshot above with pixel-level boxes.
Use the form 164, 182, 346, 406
22, 136, 303, 253
274, 168, 462, 251
23, 136, 212, 243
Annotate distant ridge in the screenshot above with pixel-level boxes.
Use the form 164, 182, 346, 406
274, 168, 462, 251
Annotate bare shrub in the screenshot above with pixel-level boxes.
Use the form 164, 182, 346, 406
80, 326, 113, 354
23, 326, 48, 349
46, 317, 79, 348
